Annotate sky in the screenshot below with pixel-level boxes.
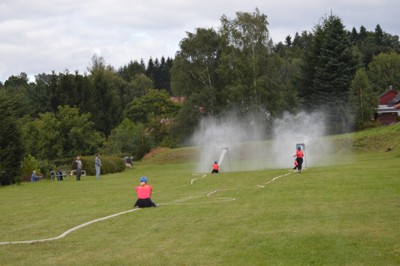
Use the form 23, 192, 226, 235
0, 0, 399, 83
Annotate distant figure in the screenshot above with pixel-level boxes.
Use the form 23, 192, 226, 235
31, 170, 40, 182
293, 146, 304, 173
134, 176, 157, 208
126, 157, 133, 168
211, 161, 219, 174
56, 170, 64, 181
75, 156, 83, 181
95, 153, 102, 180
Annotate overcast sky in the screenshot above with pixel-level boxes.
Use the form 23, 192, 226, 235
0, 0, 399, 83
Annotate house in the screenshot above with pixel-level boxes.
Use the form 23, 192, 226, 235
375, 87, 400, 125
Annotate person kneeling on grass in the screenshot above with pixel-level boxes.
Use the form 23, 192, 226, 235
31, 170, 41, 182
134, 176, 157, 208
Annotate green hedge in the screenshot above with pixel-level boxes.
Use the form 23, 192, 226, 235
70, 156, 125, 176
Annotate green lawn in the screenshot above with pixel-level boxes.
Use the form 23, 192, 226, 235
0, 134, 400, 265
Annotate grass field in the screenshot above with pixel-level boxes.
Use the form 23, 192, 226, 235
0, 125, 400, 265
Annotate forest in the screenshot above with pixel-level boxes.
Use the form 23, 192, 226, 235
1, 8, 400, 185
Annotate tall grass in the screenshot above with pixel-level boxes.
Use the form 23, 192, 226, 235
0, 126, 399, 265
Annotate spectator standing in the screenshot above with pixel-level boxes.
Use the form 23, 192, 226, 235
75, 156, 83, 181
95, 153, 102, 180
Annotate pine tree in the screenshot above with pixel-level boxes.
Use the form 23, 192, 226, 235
0, 92, 24, 185
298, 15, 361, 133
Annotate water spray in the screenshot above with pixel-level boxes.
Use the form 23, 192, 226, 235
218, 147, 231, 171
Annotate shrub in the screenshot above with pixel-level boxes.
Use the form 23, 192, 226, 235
20, 154, 40, 182
70, 155, 125, 176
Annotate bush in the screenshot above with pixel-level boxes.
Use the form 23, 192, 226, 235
20, 154, 40, 182
19, 155, 60, 182
70, 155, 125, 176
38, 160, 57, 179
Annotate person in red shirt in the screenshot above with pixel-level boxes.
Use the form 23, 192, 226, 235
134, 176, 157, 208
211, 161, 219, 174
293, 146, 304, 173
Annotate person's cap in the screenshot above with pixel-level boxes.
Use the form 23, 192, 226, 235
214, 161, 217, 163
140, 176, 148, 183
297, 145, 301, 149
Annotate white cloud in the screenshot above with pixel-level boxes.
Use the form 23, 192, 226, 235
0, 0, 399, 82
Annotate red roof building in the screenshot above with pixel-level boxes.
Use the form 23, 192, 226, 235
375, 88, 400, 125
379, 89, 399, 105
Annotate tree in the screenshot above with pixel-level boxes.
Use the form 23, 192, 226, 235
129, 73, 153, 99
312, 15, 360, 106
28, 74, 53, 116
355, 25, 400, 67
102, 118, 138, 155
171, 27, 222, 115
218, 8, 272, 111
102, 118, 153, 159
2, 73, 33, 118
118, 60, 146, 82
297, 14, 361, 133
21, 106, 103, 160
169, 98, 203, 145
285, 35, 292, 46
125, 89, 180, 124
296, 24, 324, 108
89, 61, 123, 136
0, 91, 24, 185
57, 106, 103, 158
348, 68, 377, 130
367, 52, 400, 93
374, 24, 383, 45
156, 56, 173, 93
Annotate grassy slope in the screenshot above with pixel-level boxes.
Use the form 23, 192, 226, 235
0, 124, 399, 265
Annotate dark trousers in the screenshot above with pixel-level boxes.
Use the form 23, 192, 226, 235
134, 198, 156, 208
296, 158, 303, 171
76, 169, 81, 181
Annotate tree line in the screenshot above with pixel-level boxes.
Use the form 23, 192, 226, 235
1, 8, 399, 185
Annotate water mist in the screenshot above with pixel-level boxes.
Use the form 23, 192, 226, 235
189, 111, 332, 173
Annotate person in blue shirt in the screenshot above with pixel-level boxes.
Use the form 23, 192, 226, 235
31, 170, 41, 182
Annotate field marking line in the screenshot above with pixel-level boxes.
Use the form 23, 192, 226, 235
0, 208, 140, 245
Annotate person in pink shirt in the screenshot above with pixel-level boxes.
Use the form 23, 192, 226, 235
211, 161, 219, 174
134, 176, 157, 208
293, 146, 304, 173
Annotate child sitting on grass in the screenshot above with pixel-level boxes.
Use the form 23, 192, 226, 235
134, 176, 157, 208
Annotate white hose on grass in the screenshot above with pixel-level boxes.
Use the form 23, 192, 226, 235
1, 170, 294, 245
0, 208, 140, 245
